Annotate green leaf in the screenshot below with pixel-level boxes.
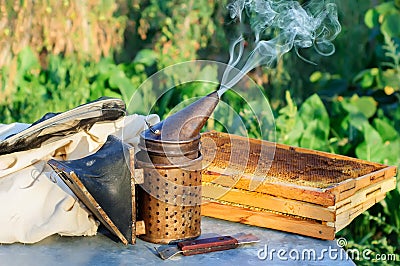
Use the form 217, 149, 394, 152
381, 13, 400, 38
109, 69, 132, 102
97, 58, 117, 75
309, 71, 323, 82
16, 47, 40, 85
90, 80, 106, 99
375, 2, 396, 15
364, 8, 380, 29
349, 112, 368, 131
18, 47, 39, 68
127, 91, 145, 115
298, 94, 330, 150
276, 91, 302, 145
353, 68, 379, 89
380, 69, 400, 90
342, 95, 377, 119
299, 94, 330, 135
133, 49, 158, 66
373, 118, 399, 141
284, 90, 296, 113
336, 114, 350, 135
364, 123, 383, 145
284, 119, 304, 146
355, 123, 385, 162
157, 89, 174, 117
384, 138, 400, 166
104, 88, 123, 99
300, 120, 329, 150
353, 97, 377, 118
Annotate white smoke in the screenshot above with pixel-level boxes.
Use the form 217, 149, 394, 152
218, 0, 341, 96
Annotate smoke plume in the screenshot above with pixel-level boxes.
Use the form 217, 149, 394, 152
218, 0, 341, 96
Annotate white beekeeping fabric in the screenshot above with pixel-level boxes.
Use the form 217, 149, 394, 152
0, 114, 159, 244
0, 123, 30, 141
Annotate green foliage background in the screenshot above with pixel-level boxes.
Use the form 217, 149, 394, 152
0, 0, 399, 263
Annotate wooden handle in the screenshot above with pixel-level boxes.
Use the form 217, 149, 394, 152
178, 236, 238, 256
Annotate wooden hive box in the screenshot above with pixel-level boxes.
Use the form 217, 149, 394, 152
200, 131, 397, 240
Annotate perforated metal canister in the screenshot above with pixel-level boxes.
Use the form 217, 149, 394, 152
136, 136, 202, 244
135, 91, 219, 244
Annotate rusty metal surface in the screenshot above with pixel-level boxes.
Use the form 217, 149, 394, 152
137, 161, 202, 244
139, 134, 201, 157
138, 149, 200, 165
136, 139, 203, 244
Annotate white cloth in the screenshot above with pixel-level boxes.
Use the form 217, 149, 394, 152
0, 114, 159, 244
0, 122, 30, 141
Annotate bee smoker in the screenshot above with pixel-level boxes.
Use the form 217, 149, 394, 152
136, 91, 219, 244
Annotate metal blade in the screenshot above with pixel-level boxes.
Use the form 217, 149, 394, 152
232, 233, 260, 245
156, 245, 182, 260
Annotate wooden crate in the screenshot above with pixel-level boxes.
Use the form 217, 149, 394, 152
200, 131, 397, 240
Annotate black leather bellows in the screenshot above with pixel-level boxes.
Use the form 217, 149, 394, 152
48, 135, 135, 245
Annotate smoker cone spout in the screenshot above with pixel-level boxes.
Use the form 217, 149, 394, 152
142, 91, 219, 142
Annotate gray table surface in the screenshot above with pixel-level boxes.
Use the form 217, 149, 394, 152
0, 217, 355, 266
